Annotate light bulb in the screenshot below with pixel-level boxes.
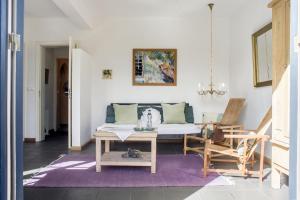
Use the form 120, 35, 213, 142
218, 82, 227, 92
198, 83, 204, 91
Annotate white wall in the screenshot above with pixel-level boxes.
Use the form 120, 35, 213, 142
228, 0, 272, 158
24, 16, 232, 141
85, 18, 231, 133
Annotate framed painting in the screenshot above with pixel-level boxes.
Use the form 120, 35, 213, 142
102, 69, 112, 79
132, 49, 177, 86
252, 23, 272, 87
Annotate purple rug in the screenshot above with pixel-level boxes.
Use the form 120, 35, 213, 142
24, 154, 233, 187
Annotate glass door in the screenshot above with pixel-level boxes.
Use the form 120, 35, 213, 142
0, 0, 24, 199
289, 0, 299, 199
0, 0, 10, 199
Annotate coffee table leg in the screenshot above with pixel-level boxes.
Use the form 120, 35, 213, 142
96, 138, 101, 172
105, 140, 110, 152
151, 138, 156, 173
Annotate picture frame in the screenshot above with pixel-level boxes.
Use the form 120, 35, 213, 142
132, 49, 177, 86
102, 69, 112, 79
252, 23, 272, 87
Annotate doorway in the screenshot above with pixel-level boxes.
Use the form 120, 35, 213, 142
56, 58, 69, 133
39, 46, 69, 143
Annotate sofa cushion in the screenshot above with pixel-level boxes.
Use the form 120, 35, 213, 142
138, 106, 163, 122
140, 108, 162, 127
106, 103, 194, 124
185, 106, 194, 123
162, 103, 186, 124
105, 105, 115, 123
113, 104, 138, 124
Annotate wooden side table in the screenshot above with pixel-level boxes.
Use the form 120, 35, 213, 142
93, 131, 157, 173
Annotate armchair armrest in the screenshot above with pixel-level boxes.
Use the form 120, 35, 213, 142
219, 125, 243, 129
224, 134, 270, 140
195, 122, 220, 130
222, 129, 256, 133
195, 122, 220, 126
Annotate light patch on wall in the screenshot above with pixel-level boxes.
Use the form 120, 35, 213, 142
102, 69, 112, 79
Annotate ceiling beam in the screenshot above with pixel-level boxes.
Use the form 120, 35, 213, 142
52, 0, 94, 29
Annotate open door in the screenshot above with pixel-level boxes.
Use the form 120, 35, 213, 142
0, 1, 10, 199
1, 0, 24, 199
71, 48, 92, 149
289, 0, 299, 198
68, 37, 76, 149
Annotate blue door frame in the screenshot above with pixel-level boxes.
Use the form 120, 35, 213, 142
16, 0, 24, 199
290, 0, 298, 199
0, 0, 9, 199
0, 0, 24, 199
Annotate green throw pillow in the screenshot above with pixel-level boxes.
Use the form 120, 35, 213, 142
113, 104, 138, 124
162, 103, 186, 124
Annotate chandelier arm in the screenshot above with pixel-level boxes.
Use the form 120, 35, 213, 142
210, 3, 213, 88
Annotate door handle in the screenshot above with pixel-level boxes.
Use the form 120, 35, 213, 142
66, 90, 72, 98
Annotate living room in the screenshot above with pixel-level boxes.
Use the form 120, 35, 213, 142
4, 0, 295, 199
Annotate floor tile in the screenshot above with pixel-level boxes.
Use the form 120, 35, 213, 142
62, 188, 101, 200
164, 187, 202, 200
24, 188, 66, 200
132, 187, 165, 200
97, 188, 132, 200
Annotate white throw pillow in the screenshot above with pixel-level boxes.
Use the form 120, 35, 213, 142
140, 108, 161, 128
236, 132, 257, 156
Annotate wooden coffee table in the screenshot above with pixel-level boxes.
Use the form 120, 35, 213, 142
93, 131, 157, 173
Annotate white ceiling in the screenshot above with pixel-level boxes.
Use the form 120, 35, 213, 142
25, 0, 248, 20
25, 0, 65, 18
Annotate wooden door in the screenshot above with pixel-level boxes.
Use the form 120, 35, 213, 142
271, 0, 290, 140
272, 0, 290, 89
57, 58, 69, 126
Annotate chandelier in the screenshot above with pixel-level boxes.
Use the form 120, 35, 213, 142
198, 3, 227, 96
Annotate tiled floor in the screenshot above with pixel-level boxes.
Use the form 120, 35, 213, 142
23, 133, 289, 200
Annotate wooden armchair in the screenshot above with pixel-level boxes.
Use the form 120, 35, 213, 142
203, 107, 272, 182
183, 98, 245, 155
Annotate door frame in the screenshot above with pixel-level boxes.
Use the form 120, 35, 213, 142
290, 0, 299, 199
1, 0, 24, 199
16, 0, 24, 198
0, 0, 9, 199
33, 41, 68, 142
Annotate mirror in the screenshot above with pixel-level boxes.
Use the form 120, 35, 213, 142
252, 23, 272, 87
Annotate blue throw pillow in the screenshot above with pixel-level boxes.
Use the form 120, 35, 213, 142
185, 106, 194, 123
105, 105, 115, 123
